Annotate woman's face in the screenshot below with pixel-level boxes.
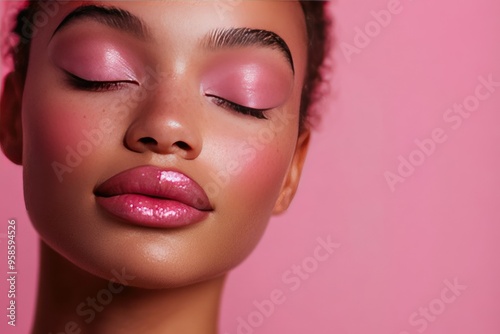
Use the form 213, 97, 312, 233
5, 0, 309, 288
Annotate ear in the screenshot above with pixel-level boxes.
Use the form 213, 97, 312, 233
272, 129, 311, 214
0, 72, 23, 165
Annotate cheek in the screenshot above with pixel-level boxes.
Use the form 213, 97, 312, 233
231, 146, 290, 239
236, 146, 290, 206
204, 116, 297, 234
24, 104, 86, 167
208, 132, 293, 193
20, 75, 122, 233
21, 51, 129, 178
22, 94, 100, 184
232, 119, 299, 208
21, 77, 125, 183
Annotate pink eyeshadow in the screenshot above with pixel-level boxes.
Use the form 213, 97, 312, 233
49, 34, 138, 82
201, 51, 294, 109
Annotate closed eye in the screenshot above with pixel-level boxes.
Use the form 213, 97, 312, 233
64, 71, 139, 92
206, 94, 269, 119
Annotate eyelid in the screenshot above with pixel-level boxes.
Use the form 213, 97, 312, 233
49, 33, 140, 83
200, 55, 293, 113
64, 70, 139, 92
206, 94, 269, 119
64, 70, 139, 84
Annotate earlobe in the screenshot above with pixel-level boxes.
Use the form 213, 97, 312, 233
0, 72, 23, 165
272, 129, 311, 215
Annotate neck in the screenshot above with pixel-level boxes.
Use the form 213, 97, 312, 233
32, 242, 225, 334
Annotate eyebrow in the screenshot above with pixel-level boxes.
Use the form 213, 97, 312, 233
52, 5, 151, 40
52, 5, 294, 72
202, 28, 295, 73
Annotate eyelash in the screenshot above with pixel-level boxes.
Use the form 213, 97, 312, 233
65, 72, 136, 92
206, 94, 269, 120
64, 73, 268, 119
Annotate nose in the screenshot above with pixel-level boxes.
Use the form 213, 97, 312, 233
124, 87, 203, 160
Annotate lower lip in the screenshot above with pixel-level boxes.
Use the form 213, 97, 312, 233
96, 194, 209, 228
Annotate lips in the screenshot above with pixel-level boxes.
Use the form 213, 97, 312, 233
94, 166, 212, 228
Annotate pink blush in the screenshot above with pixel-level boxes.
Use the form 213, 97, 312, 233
49, 34, 138, 82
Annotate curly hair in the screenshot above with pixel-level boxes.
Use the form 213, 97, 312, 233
6, 0, 332, 131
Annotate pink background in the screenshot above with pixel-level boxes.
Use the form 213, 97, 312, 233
2, 0, 500, 333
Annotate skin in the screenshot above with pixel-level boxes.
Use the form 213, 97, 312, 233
0, 1, 310, 333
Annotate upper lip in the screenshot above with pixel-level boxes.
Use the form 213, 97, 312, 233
94, 166, 213, 211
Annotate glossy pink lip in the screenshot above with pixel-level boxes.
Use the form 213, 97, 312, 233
94, 166, 212, 228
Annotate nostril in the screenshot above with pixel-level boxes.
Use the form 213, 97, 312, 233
174, 141, 191, 151
135, 137, 192, 152
139, 137, 158, 145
